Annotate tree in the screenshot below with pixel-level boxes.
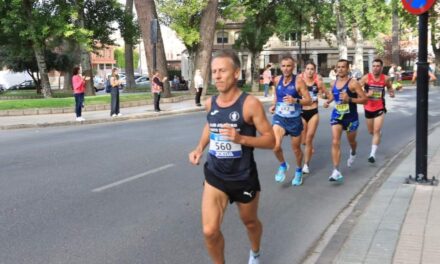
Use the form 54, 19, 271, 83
134, 0, 171, 98
234, 0, 277, 91
120, 0, 140, 90
158, 0, 219, 94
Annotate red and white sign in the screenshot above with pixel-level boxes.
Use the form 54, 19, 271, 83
401, 0, 436, 15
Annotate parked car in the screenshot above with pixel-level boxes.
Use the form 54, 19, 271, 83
0, 84, 4, 93
401, 71, 414, 81
93, 76, 104, 92
9, 80, 36, 90
135, 76, 151, 88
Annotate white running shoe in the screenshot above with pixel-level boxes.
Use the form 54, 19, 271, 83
329, 170, 344, 182
248, 250, 260, 264
75, 117, 82, 121
111, 114, 117, 117
117, 113, 122, 117
302, 164, 310, 174
347, 154, 356, 168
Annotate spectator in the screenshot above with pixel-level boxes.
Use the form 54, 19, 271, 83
110, 68, 122, 117
329, 65, 337, 81
152, 70, 167, 112
262, 64, 272, 97
388, 64, 396, 83
194, 69, 203, 107
173, 75, 180, 90
72, 66, 89, 121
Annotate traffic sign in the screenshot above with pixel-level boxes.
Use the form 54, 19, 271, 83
402, 0, 436, 15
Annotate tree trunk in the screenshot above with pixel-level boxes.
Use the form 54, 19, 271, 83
77, 1, 95, 96
251, 52, 260, 92
23, 0, 52, 98
134, 0, 171, 98
353, 26, 364, 74
33, 48, 52, 97
124, 0, 136, 91
64, 71, 73, 91
391, 0, 400, 66
194, 0, 218, 96
335, 1, 347, 60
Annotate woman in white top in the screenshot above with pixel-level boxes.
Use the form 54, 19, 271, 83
194, 69, 204, 106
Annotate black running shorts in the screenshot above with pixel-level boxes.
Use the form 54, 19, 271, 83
204, 164, 261, 204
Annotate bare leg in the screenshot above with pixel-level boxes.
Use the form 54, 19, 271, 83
304, 114, 319, 165
237, 192, 262, 253
346, 130, 358, 155
291, 135, 303, 168
273, 125, 287, 163
331, 125, 343, 168
372, 114, 385, 146
201, 182, 229, 264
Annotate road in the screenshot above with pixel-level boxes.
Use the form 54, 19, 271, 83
1, 86, 440, 264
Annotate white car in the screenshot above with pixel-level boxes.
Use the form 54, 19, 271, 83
135, 76, 151, 88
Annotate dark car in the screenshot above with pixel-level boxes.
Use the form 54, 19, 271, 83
401, 71, 414, 81
10, 80, 36, 90
0, 84, 4, 93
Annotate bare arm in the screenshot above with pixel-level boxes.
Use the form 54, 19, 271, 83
296, 77, 312, 106
323, 80, 335, 108
348, 80, 368, 104
317, 75, 331, 99
385, 76, 395, 98
221, 96, 275, 149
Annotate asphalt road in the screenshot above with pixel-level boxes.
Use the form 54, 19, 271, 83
1, 86, 440, 264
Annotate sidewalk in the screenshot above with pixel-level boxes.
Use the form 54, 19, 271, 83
312, 126, 440, 264
0, 94, 272, 130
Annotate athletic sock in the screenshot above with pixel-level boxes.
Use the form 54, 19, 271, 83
370, 144, 378, 157
280, 162, 287, 168
251, 250, 260, 257
296, 167, 302, 173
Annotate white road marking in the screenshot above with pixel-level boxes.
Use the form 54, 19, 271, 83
92, 164, 175, 192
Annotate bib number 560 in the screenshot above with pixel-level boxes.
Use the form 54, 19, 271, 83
216, 142, 232, 151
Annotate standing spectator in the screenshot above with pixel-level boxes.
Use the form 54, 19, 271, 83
262, 64, 272, 97
172, 75, 180, 90
194, 69, 203, 106
329, 65, 337, 81
152, 70, 167, 112
388, 64, 396, 83
72, 66, 89, 121
110, 68, 122, 117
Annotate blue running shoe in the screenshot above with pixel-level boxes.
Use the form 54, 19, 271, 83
292, 170, 303, 186
275, 163, 289, 183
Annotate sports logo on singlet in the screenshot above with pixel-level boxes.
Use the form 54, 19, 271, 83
368, 86, 383, 100
229, 111, 240, 122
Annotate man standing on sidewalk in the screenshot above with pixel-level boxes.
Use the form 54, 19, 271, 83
324, 59, 367, 182
151, 70, 167, 112
262, 64, 272, 97
359, 59, 395, 163
269, 55, 312, 186
189, 50, 274, 264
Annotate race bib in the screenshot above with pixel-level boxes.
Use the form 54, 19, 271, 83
369, 87, 383, 100
335, 103, 350, 114
275, 102, 296, 116
209, 133, 242, 159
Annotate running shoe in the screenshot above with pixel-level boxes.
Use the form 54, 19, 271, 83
248, 250, 260, 264
292, 170, 303, 186
275, 163, 289, 183
368, 156, 375, 164
329, 170, 344, 182
347, 154, 356, 168
302, 164, 310, 174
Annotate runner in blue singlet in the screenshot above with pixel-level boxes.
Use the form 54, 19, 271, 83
269, 54, 312, 186
323, 59, 367, 182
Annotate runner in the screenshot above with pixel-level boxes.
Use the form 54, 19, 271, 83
269, 55, 312, 186
323, 59, 367, 182
300, 60, 331, 174
359, 59, 395, 163
188, 50, 275, 264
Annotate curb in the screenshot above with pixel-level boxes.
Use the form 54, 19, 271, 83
0, 106, 205, 130
0, 94, 195, 117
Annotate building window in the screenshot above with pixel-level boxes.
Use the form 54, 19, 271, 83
217, 31, 228, 44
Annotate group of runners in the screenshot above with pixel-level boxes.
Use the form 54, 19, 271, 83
188, 50, 395, 264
